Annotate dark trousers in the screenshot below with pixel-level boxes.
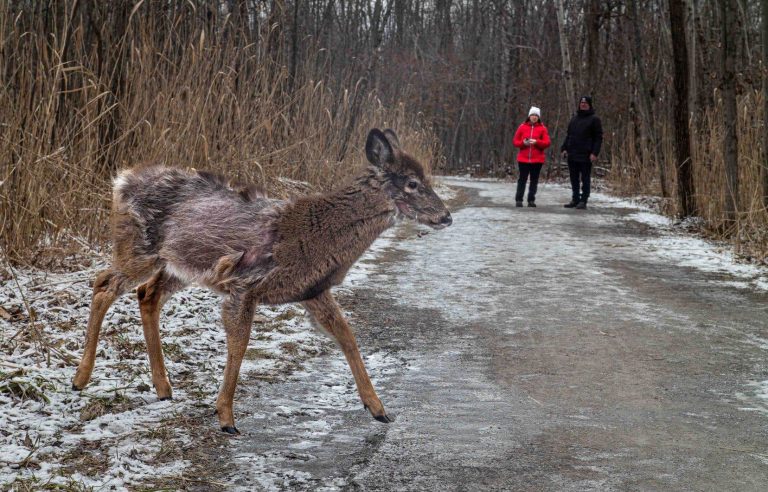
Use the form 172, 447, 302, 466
568, 159, 592, 202
515, 163, 543, 203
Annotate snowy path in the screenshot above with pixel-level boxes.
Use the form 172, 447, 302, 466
3, 178, 768, 490
220, 178, 768, 490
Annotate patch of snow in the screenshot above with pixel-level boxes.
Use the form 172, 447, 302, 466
741, 334, 768, 351
0, 259, 329, 490
736, 380, 768, 416
625, 211, 673, 228
590, 186, 768, 293
590, 192, 655, 211
642, 236, 767, 291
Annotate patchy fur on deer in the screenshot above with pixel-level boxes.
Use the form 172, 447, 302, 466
72, 128, 452, 433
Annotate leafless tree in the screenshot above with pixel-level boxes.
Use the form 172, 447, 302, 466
556, 0, 576, 109
762, 0, 768, 207
722, 0, 740, 223
669, 0, 696, 217
630, 0, 667, 198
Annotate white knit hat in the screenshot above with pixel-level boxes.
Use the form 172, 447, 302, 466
528, 106, 541, 118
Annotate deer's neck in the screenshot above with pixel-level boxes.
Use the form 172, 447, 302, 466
272, 172, 396, 288
321, 173, 397, 239
293, 173, 394, 248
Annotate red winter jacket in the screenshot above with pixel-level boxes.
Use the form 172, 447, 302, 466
513, 120, 551, 164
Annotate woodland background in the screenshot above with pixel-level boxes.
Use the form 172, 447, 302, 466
1, 0, 767, 264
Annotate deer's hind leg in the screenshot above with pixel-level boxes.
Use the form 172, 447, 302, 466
137, 269, 186, 400
303, 290, 393, 423
72, 269, 132, 390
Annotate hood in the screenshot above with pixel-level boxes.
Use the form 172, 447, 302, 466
577, 95, 594, 116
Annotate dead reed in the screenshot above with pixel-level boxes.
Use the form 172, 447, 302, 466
0, 3, 440, 266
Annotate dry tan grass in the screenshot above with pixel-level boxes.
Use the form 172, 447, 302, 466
0, 4, 441, 266
608, 92, 768, 262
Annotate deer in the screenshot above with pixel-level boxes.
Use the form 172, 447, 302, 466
71, 128, 452, 434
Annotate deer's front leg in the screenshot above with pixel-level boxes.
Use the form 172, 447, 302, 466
303, 290, 393, 423
216, 294, 255, 435
73, 270, 128, 390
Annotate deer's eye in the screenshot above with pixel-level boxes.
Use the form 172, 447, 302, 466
407, 180, 419, 191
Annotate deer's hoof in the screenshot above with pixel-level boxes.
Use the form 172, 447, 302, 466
364, 404, 394, 423
71, 383, 82, 391
158, 395, 173, 401
221, 426, 240, 435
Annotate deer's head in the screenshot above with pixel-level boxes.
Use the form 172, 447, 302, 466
365, 128, 452, 230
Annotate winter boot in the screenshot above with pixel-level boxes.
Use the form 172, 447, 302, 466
527, 202, 537, 207
516, 201, 523, 207
575, 201, 587, 210
564, 200, 579, 208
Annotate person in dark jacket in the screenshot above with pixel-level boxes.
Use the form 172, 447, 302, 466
561, 96, 603, 210
513, 106, 551, 207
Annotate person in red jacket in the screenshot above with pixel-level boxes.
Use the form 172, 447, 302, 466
512, 106, 551, 207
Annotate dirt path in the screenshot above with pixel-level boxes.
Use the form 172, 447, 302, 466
219, 179, 768, 491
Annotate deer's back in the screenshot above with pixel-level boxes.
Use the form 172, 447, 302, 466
112, 166, 281, 288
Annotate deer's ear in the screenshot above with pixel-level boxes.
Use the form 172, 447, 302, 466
365, 129, 394, 168
383, 128, 401, 150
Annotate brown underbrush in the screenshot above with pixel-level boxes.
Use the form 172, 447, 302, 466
608, 92, 768, 263
0, 2, 441, 266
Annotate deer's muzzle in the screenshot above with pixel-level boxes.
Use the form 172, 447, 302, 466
429, 211, 452, 229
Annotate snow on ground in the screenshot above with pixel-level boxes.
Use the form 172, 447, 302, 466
2, 176, 767, 489
591, 189, 768, 292
0, 259, 332, 490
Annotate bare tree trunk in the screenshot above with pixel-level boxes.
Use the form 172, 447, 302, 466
585, 0, 600, 95
555, 0, 576, 108
736, 0, 751, 64
502, 3, 520, 166
722, 0, 739, 224
630, 0, 668, 198
437, 0, 453, 55
762, 0, 768, 208
394, 0, 405, 47
669, 0, 696, 217
687, 0, 698, 119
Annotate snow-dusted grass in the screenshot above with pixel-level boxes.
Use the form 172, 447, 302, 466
0, 259, 330, 490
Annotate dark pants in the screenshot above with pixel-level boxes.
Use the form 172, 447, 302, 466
568, 159, 592, 202
515, 163, 543, 203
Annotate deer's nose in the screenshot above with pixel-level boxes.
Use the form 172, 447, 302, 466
440, 212, 453, 227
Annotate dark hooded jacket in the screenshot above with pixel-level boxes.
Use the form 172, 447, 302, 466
561, 99, 603, 162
